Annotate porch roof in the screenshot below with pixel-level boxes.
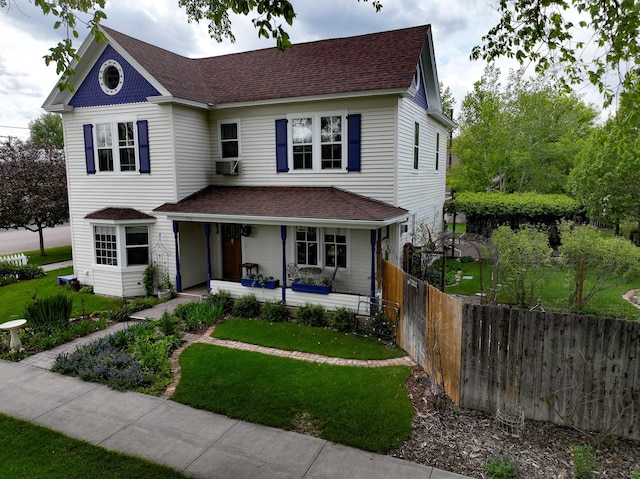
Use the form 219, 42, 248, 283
153, 186, 408, 228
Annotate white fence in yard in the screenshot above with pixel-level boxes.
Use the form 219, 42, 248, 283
0, 253, 28, 266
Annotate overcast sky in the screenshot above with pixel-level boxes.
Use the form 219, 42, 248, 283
0, 0, 605, 141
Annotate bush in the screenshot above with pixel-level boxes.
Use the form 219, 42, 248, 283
232, 294, 261, 318
459, 255, 475, 264
571, 445, 597, 479
172, 302, 198, 322
157, 311, 178, 336
369, 312, 393, 337
259, 300, 290, 322
24, 293, 73, 334
295, 302, 325, 327
484, 457, 518, 479
329, 307, 356, 332
0, 262, 45, 282
206, 290, 234, 314
184, 301, 224, 331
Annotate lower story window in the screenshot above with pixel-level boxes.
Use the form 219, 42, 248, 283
295, 226, 348, 269
324, 228, 347, 268
296, 227, 318, 266
94, 225, 117, 266
125, 226, 149, 265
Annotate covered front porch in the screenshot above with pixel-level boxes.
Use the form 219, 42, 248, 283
154, 185, 409, 310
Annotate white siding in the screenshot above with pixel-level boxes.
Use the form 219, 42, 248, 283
209, 96, 398, 205
63, 103, 178, 296
396, 97, 447, 244
174, 106, 213, 200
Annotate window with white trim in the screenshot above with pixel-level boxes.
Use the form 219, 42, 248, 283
296, 227, 318, 266
324, 228, 347, 268
295, 226, 349, 269
219, 121, 240, 159
125, 226, 149, 265
290, 113, 346, 171
413, 122, 420, 170
94, 226, 118, 266
95, 121, 137, 172
93, 224, 150, 268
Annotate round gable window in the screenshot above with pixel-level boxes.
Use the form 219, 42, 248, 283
98, 59, 124, 95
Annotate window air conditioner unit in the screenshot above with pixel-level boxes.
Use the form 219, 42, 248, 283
215, 159, 240, 175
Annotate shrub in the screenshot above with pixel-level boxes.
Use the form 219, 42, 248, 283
206, 290, 234, 314
484, 457, 518, 479
24, 293, 73, 334
259, 300, 290, 322
571, 445, 597, 479
232, 294, 261, 318
78, 285, 94, 294
142, 263, 157, 297
172, 302, 198, 322
632, 471, 640, 479
184, 301, 225, 331
0, 263, 45, 282
295, 302, 325, 327
329, 307, 356, 332
158, 311, 178, 336
459, 255, 475, 264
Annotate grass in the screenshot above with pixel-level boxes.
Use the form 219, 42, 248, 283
172, 343, 414, 453
0, 266, 118, 323
0, 414, 189, 479
446, 260, 640, 319
25, 245, 72, 266
447, 222, 466, 233
212, 318, 406, 360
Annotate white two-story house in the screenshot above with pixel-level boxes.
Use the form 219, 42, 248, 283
43, 24, 455, 307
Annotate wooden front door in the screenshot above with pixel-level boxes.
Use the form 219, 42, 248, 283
222, 224, 242, 280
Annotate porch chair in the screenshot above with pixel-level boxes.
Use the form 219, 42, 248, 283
286, 263, 300, 284
323, 263, 340, 292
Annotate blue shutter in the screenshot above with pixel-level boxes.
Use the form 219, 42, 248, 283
83, 124, 95, 174
275, 119, 288, 172
137, 120, 150, 174
347, 114, 361, 172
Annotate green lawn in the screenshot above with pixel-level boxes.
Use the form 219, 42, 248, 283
0, 414, 189, 479
446, 260, 640, 318
0, 266, 118, 323
25, 245, 73, 266
212, 318, 406, 360
172, 343, 414, 453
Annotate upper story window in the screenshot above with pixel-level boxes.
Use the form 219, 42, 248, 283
435, 132, 440, 171
220, 121, 240, 159
290, 113, 346, 171
98, 59, 124, 96
413, 122, 420, 170
95, 121, 137, 172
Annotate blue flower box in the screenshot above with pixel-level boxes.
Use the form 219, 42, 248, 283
241, 277, 279, 289
291, 281, 331, 294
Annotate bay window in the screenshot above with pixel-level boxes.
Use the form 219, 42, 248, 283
93, 224, 150, 268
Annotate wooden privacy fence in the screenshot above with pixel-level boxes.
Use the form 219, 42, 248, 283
382, 259, 640, 440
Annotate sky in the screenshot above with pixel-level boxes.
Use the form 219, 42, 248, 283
0, 0, 606, 141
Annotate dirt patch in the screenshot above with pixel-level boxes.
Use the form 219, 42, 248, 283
389, 367, 639, 479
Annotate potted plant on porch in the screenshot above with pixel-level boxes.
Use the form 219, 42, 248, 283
241, 274, 280, 289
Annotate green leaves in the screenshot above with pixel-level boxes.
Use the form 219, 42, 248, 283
445, 192, 579, 217
473, 0, 640, 106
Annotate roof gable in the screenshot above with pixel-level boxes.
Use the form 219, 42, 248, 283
70, 45, 161, 107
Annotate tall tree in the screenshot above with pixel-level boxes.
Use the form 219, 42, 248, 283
2, 0, 382, 91
472, 0, 640, 105
28, 113, 64, 150
0, 140, 68, 255
449, 66, 598, 193
569, 76, 640, 238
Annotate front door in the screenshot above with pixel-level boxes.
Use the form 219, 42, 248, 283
222, 224, 242, 280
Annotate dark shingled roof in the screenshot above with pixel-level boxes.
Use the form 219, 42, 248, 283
153, 186, 407, 222
85, 207, 155, 221
101, 25, 430, 105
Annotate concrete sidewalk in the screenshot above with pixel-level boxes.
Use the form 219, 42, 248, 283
0, 360, 472, 479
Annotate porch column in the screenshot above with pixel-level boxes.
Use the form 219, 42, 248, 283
281, 225, 287, 302
173, 221, 182, 292
204, 223, 212, 294
370, 229, 377, 313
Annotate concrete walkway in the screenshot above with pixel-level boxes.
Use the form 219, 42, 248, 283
7, 311, 473, 479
